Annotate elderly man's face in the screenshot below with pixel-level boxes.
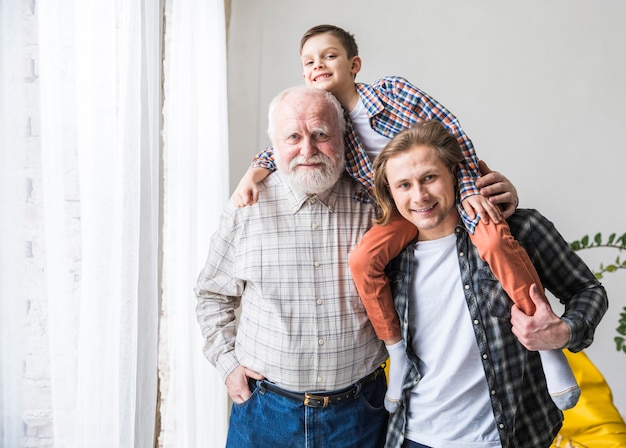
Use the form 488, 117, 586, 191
273, 92, 345, 195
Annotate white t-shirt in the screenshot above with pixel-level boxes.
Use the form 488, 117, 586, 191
405, 234, 500, 448
349, 99, 390, 161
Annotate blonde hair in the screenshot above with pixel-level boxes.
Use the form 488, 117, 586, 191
373, 121, 464, 225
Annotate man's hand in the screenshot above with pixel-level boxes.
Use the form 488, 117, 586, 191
225, 365, 265, 404
476, 160, 519, 219
510, 284, 571, 351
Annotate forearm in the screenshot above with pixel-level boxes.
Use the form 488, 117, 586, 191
194, 209, 244, 380
511, 210, 609, 351
195, 292, 241, 380
560, 284, 608, 352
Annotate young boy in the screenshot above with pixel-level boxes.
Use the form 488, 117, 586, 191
232, 24, 579, 413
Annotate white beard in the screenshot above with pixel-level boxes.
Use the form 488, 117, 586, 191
281, 153, 345, 195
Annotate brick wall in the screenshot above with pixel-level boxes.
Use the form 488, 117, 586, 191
21, 0, 54, 445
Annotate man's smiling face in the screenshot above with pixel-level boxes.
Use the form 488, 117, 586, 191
385, 144, 459, 241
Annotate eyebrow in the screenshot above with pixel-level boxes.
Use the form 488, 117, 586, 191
301, 46, 342, 58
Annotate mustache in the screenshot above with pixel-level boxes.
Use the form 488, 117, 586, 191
288, 153, 332, 170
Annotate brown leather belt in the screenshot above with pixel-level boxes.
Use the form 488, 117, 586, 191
259, 367, 383, 408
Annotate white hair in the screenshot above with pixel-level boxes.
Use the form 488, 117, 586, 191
266, 86, 345, 143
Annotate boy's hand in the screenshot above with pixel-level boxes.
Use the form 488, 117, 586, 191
231, 167, 271, 207
461, 194, 503, 225
476, 160, 519, 219
231, 179, 260, 207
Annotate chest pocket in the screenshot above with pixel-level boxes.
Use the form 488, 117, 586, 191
476, 265, 513, 319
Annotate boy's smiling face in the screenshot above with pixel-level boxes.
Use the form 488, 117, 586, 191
300, 33, 361, 105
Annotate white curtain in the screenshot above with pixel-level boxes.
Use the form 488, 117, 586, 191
1, 0, 162, 446
160, 0, 231, 446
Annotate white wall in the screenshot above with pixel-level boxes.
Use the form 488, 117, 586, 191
227, 0, 626, 416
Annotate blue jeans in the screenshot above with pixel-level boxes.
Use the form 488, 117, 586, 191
225, 371, 388, 448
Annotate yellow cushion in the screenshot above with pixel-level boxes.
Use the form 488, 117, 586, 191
551, 350, 626, 447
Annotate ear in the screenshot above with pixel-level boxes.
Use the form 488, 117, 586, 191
350, 56, 362, 78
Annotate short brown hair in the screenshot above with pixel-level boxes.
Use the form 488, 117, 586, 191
299, 24, 359, 59
373, 121, 464, 225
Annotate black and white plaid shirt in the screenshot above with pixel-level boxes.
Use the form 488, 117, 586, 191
385, 209, 608, 448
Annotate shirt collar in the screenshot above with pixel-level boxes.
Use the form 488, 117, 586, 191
356, 82, 385, 116
276, 171, 339, 214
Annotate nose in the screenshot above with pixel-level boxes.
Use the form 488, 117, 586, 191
412, 184, 429, 203
300, 136, 317, 158
313, 58, 324, 70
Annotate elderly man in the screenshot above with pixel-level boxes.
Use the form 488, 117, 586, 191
372, 121, 608, 448
195, 86, 389, 447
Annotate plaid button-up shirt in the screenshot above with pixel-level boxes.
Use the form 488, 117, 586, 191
195, 172, 388, 391
253, 76, 481, 231
384, 209, 608, 448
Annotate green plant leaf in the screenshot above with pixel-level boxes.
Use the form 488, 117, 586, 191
581, 235, 589, 247
608, 233, 616, 245
594, 232, 602, 245
617, 336, 625, 351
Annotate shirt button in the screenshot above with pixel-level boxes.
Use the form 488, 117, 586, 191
499, 423, 505, 429
318, 339, 324, 345
491, 389, 496, 395
473, 319, 479, 325
459, 251, 464, 257
464, 284, 470, 290
314, 261, 320, 267
482, 354, 488, 359
317, 376, 323, 383
317, 299, 323, 305
312, 223, 319, 230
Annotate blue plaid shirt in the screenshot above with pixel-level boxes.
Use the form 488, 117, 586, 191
385, 209, 608, 448
252, 76, 481, 231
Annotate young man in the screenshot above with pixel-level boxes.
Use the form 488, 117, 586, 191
232, 24, 579, 412
372, 121, 608, 448
195, 86, 389, 447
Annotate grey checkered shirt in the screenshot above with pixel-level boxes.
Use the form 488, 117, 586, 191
385, 209, 608, 448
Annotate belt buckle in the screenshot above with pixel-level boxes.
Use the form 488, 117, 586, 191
304, 393, 329, 408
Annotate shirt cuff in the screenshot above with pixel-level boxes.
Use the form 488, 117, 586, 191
216, 350, 240, 383
561, 313, 591, 352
